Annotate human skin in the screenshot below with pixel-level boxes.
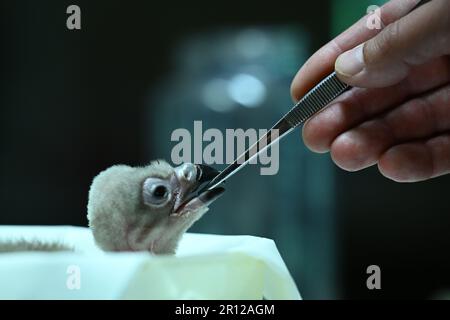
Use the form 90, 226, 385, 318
291, 0, 450, 182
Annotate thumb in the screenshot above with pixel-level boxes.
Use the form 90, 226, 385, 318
335, 0, 450, 88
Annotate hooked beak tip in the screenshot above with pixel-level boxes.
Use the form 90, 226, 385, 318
174, 164, 224, 213
195, 164, 220, 184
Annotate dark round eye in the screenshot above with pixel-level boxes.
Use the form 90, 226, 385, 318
143, 178, 171, 206
153, 185, 168, 198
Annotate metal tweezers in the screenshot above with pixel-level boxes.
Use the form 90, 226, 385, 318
202, 0, 430, 191
202, 72, 350, 191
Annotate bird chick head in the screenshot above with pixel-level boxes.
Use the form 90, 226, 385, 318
87, 160, 224, 254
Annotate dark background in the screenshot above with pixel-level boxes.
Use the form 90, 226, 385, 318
1, 0, 450, 299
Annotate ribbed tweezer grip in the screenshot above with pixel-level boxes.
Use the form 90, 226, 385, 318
285, 72, 349, 127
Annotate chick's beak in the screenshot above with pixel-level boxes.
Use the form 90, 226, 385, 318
173, 163, 225, 214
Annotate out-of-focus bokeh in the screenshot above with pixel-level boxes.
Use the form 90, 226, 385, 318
1, 0, 450, 299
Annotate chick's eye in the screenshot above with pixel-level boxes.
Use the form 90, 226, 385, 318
153, 185, 167, 198
143, 178, 171, 206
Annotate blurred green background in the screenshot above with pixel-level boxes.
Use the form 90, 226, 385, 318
1, 0, 450, 299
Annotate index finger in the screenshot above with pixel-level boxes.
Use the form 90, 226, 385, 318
290, 0, 421, 101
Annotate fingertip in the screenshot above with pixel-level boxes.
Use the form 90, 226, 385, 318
335, 60, 358, 87
290, 70, 303, 103
331, 126, 387, 172
330, 132, 366, 172
301, 104, 346, 153
335, 44, 365, 79
377, 152, 404, 182
301, 122, 329, 154
378, 144, 433, 183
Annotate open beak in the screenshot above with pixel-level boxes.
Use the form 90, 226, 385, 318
173, 163, 225, 214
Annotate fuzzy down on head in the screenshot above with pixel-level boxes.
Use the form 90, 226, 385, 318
87, 160, 224, 254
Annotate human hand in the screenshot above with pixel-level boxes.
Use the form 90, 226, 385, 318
291, 0, 450, 182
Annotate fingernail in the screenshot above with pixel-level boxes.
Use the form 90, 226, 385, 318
335, 44, 365, 77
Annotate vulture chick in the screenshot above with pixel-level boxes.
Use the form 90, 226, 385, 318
87, 160, 225, 254
0, 161, 223, 254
